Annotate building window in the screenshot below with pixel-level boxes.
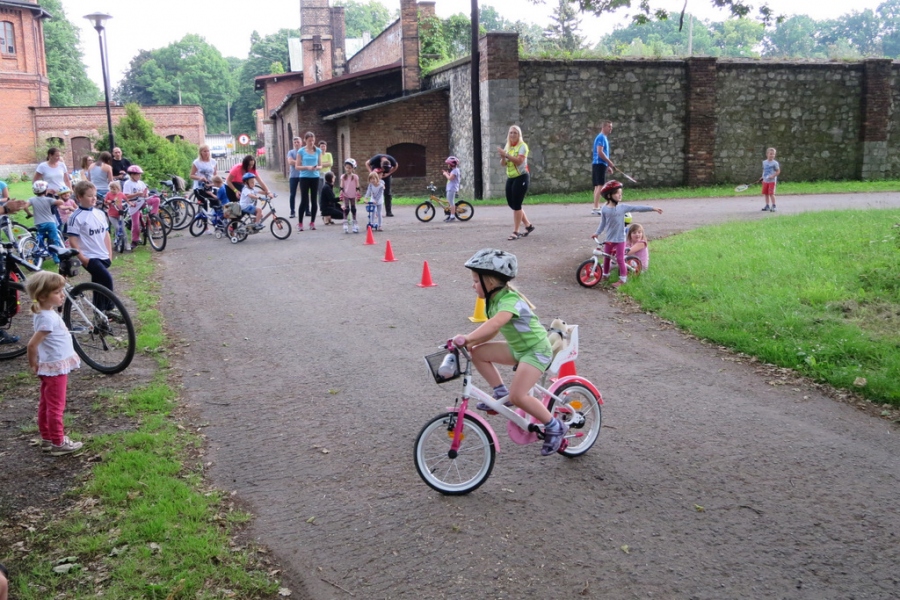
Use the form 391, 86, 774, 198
387, 143, 426, 178
166, 134, 183, 142
0, 22, 14, 55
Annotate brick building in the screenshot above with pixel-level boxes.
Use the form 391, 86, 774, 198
0, 0, 205, 177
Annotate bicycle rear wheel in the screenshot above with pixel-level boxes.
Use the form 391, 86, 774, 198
157, 206, 174, 234
0, 279, 30, 360
551, 382, 602, 458
63, 282, 135, 374
624, 255, 643, 277
455, 201, 474, 221
165, 197, 192, 230
576, 259, 602, 288
414, 412, 495, 495
148, 215, 167, 251
270, 217, 292, 240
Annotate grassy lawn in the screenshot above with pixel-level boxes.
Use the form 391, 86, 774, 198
622, 209, 900, 405
394, 178, 900, 204
4, 250, 281, 598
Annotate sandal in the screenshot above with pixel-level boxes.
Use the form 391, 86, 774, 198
507, 232, 522, 241
522, 224, 535, 237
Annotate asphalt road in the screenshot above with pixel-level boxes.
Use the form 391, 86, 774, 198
160, 183, 900, 600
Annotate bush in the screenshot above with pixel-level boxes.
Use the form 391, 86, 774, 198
95, 104, 195, 183
5, 172, 21, 184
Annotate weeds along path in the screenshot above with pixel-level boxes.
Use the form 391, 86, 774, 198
160, 185, 900, 600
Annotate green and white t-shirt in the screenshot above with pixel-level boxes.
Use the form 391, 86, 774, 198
505, 142, 529, 178
487, 287, 549, 354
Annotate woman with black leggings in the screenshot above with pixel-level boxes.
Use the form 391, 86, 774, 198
498, 125, 534, 240
295, 131, 322, 231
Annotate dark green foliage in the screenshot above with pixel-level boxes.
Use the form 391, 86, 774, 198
342, 0, 392, 38
545, 0, 587, 52
41, 0, 101, 106
97, 104, 195, 183
113, 35, 236, 133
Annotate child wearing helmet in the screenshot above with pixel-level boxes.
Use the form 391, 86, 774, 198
340, 159, 360, 233
451, 248, 569, 456
25, 180, 64, 263
442, 156, 461, 222
591, 180, 662, 288
123, 165, 161, 248
57, 186, 78, 241
239, 172, 265, 229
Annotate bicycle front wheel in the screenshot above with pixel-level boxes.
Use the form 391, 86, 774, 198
552, 382, 602, 458
17, 236, 43, 270
576, 259, 602, 288
0, 279, 30, 360
189, 215, 207, 237
454, 201, 474, 221
624, 255, 643, 277
148, 215, 167, 252
270, 216, 292, 240
166, 197, 192, 230
415, 202, 435, 223
63, 282, 135, 374
414, 412, 495, 495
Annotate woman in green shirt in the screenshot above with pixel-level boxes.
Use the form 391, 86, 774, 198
498, 125, 535, 241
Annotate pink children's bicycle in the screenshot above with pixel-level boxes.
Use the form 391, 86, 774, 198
415, 326, 603, 495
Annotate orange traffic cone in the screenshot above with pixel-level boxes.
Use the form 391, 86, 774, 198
557, 361, 577, 378
364, 225, 376, 245
382, 240, 397, 262
417, 261, 437, 287
468, 297, 487, 322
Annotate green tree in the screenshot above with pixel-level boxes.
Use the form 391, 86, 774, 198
761, 15, 827, 58
96, 104, 195, 181
563, 0, 781, 26
602, 12, 718, 56
114, 50, 154, 105
545, 0, 586, 52
41, 0, 100, 106
822, 9, 882, 56
114, 35, 235, 133
710, 18, 764, 57
341, 0, 392, 38
230, 29, 297, 136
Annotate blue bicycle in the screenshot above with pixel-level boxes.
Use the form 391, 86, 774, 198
188, 200, 228, 238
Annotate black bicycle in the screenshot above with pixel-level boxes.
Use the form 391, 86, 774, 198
0, 219, 136, 374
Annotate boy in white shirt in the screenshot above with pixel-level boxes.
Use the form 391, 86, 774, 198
239, 173, 265, 230
66, 181, 115, 313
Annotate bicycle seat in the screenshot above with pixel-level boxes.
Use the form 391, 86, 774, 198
49, 245, 79, 260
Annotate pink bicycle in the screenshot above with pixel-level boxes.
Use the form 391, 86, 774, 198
415, 326, 603, 495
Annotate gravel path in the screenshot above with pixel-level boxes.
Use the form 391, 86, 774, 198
160, 184, 900, 599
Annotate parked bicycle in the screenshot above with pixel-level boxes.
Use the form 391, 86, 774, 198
225, 194, 290, 243
125, 198, 168, 252
415, 326, 602, 495
155, 176, 193, 230
188, 197, 228, 238
576, 239, 643, 288
0, 227, 136, 373
415, 183, 474, 223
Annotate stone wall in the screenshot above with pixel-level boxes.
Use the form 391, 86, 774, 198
426, 59, 473, 194
714, 62, 864, 184
890, 66, 900, 178
519, 59, 687, 194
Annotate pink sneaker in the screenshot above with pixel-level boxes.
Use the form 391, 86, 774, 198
309, 222, 316, 230
612, 280, 625, 288
296, 223, 303, 232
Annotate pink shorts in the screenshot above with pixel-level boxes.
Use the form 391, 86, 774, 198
762, 182, 776, 195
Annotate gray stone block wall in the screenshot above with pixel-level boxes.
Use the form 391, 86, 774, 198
519, 60, 687, 194
889, 67, 900, 179
427, 61, 474, 197
715, 63, 864, 183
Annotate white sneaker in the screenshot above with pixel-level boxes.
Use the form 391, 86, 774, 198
343, 222, 349, 233
352, 224, 359, 233
49, 436, 83, 456
591, 208, 602, 215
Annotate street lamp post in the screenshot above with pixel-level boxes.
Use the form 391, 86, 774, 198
84, 12, 114, 152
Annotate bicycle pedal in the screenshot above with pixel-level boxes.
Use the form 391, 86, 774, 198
557, 439, 569, 454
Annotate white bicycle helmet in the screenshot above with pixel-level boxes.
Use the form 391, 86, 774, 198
57, 185, 72, 195
344, 158, 357, 169
464, 248, 517, 281
32, 180, 48, 194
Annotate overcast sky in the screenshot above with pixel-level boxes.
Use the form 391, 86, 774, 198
62, 0, 884, 90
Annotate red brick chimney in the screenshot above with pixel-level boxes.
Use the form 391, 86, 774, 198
400, 0, 420, 93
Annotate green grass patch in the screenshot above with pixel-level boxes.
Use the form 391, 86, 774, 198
4, 239, 281, 598
624, 210, 900, 404
394, 178, 900, 204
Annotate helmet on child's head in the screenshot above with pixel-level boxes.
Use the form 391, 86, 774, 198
57, 185, 71, 195
344, 158, 357, 169
126, 165, 143, 175
623, 212, 632, 225
242, 172, 256, 182
445, 156, 459, 167
599, 179, 623, 200
464, 248, 518, 281
32, 180, 48, 194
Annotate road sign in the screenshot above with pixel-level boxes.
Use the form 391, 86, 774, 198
238, 134, 251, 145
